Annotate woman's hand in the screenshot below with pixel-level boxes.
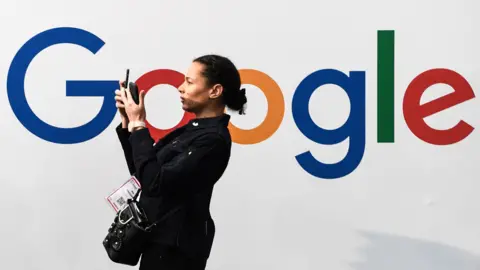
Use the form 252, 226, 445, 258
118, 80, 147, 123
115, 81, 128, 126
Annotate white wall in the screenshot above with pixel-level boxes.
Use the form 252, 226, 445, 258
1, 0, 480, 269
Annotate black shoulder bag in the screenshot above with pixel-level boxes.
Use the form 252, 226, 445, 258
102, 189, 182, 266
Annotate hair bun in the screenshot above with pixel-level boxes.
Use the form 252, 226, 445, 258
236, 88, 247, 115
224, 87, 247, 115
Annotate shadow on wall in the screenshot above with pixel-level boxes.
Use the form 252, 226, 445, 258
352, 231, 480, 270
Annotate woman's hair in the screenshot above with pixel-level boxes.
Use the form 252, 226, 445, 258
193, 54, 247, 115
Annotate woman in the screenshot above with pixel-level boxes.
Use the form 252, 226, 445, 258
114, 54, 247, 270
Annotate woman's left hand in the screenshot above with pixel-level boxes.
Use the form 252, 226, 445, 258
119, 82, 147, 122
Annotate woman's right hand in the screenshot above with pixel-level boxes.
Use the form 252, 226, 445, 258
115, 81, 128, 127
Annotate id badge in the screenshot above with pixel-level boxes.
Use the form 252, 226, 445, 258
105, 176, 141, 212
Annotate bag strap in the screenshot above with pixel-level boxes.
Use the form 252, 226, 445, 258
130, 154, 215, 233
144, 204, 184, 231
128, 188, 184, 232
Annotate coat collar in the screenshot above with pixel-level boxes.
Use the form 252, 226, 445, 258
185, 113, 231, 130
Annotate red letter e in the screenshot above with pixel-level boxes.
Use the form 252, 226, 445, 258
403, 68, 475, 145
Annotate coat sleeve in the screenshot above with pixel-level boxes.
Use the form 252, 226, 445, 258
128, 128, 229, 197
116, 123, 168, 176
116, 123, 136, 175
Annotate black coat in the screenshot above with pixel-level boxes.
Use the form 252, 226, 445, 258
116, 114, 232, 259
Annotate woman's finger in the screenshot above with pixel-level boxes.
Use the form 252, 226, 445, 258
115, 101, 125, 108
139, 90, 146, 107
119, 88, 128, 104
125, 85, 132, 103
119, 80, 126, 90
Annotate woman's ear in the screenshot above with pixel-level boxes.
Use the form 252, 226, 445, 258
209, 84, 224, 99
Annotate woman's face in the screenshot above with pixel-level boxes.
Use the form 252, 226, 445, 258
178, 62, 222, 113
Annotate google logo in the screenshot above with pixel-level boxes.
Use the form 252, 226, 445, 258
7, 27, 475, 179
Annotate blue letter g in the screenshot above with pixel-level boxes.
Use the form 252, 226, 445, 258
292, 69, 366, 179
7, 27, 118, 144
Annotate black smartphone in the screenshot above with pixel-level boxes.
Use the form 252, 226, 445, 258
129, 81, 140, 105
121, 69, 139, 104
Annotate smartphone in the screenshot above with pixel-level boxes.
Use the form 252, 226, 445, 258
121, 69, 139, 105
129, 81, 140, 105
